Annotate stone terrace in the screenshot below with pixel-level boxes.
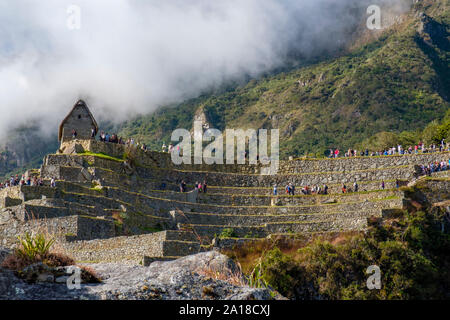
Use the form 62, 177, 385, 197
1, 139, 449, 264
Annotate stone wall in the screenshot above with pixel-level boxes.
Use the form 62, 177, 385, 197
62, 230, 200, 263
59, 139, 450, 175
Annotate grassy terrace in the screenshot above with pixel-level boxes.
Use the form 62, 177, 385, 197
60, 187, 401, 209
55, 151, 447, 177
182, 210, 381, 218
181, 218, 359, 228
198, 188, 401, 198
64, 180, 400, 199
91, 166, 403, 190
77, 152, 125, 163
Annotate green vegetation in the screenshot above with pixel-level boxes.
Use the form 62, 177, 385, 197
115, 4, 449, 159
219, 228, 237, 239
231, 207, 450, 299
79, 152, 124, 163
1, 232, 76, 271
15, 232, 55, 262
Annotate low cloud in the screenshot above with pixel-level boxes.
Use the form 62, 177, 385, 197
0, 0, 411, 141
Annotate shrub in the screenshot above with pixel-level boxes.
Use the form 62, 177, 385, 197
234, 207, 450, 300
219, 228, 236, 239
1, 232, 75, 272
15, 232, 55, 263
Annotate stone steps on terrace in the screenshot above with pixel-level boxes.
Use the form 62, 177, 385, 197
124, 163, 418, 188
197, 189, 402, 206
87, 162, 415, 198
62, 230, 200, 264
59, 185, 402, 216
182, 197, 403, 215
206, 180, 405, 195
179, 212, 374, 238
74, 157, 417, 189
59, 178, 402, 208
177, 209, 383, 226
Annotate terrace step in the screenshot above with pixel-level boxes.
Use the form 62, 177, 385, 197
179, 209, 383, 226
62, 230, 201, 264
197, 190, 402, 206
178, 224, 267, 238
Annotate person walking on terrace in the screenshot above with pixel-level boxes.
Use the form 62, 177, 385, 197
273, 184, 278, 196
285, 184, 290, 195
202, 180, 207, 194
381, 181, 385, 190
341, 184, 347, 194
180, 180, 187, 193
353, 181, 358, 193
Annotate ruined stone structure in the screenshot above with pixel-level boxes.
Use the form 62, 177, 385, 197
1, 102, 449, 265
58, 100, 98, 143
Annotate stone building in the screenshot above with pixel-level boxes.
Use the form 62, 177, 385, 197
58, 100, 98, 143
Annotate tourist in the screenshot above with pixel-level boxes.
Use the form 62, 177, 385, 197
342, 184, 347, 194
180, 180, 187, 193
353, 181, 358, 193
50, 178, 56, 188
273, 184, 278, 196
202, 180, 207, 194
72, 129, 77, 139
91, 127, 97, 139
381, 181, 385, 190
334, 149, 340, 158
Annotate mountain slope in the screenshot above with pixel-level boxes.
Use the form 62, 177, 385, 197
117, 0, 449, 158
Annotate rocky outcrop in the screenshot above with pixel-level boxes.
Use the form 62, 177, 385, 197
0, 251, 280, 300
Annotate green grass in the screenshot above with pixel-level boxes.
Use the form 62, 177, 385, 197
78, 152, 125, 163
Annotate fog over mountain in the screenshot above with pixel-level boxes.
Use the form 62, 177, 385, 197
0, 0, 411, 140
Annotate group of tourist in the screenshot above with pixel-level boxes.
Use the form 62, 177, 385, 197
93, 129, 150, 152
179, 180, 208, 193
0, 174, 44, 189
418, 160, 450, 176
329, 140, 449, 159
162, 143, 181, 155
273, 183, 330, 196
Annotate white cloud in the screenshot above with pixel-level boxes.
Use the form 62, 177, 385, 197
0, 0, 411, 140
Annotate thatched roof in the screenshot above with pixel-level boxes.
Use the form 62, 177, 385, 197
58, 100, 98, 142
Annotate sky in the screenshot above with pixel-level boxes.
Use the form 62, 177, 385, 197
0, 0, 412, 141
